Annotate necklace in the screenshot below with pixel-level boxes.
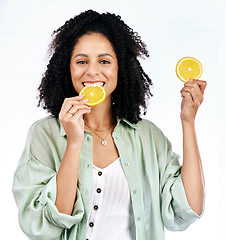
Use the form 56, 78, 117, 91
86, 121, 114, 132
84, 120, 114, 146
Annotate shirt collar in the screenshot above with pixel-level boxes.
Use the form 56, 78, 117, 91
119, 118, 138, 129
59, 117, 137, 137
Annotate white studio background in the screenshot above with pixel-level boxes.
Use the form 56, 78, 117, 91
0, 0, 225, 239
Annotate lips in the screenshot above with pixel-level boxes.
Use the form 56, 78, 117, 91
82, 81, 105, 87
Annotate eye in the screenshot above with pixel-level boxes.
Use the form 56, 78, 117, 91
100, 59, 111, 64
77, 60, 87, 64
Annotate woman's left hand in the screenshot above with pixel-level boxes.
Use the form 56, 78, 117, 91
180, 79, 207, 123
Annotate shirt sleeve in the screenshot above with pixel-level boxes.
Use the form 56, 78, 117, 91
159, 137, 204, 231
12, 123, 84, 240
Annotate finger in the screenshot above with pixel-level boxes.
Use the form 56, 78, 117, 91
181, 86, 200, 99
63, 95, 84, 106
68, 104, 91, 116
187, 79, 207, 94
60, 101, 89, 120
61, 98, 88, 115
63, 108, 91, 124
181, 91, 193, 103
71, 108, 92, 120
181, 88, 202, 106
181, 91, 193, 110
181, 82, 203, 101
68, 99, 89, 112
184, 81, 202, 94
67, 95, 84, 101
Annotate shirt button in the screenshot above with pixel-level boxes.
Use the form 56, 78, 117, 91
125, 162, 129, 166
133, 190, 137, 194
96, 188, 101, 193
137, 217, 141, 221
87, 164, 91, 168
98, 171, 102, 176
86, 136, 91, 141
94, 205, 98, 210
116, 136, 121, 140
89, 222, 94, 227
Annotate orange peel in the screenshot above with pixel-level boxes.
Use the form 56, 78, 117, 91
176, 57, 203, 82
79, 85, 106, 107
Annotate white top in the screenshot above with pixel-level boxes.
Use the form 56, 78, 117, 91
86, 158, 136, 240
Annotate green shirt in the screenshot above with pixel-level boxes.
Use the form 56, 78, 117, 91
12, 115, 202, 240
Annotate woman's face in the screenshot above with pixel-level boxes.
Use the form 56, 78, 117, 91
70, 33, 118, 100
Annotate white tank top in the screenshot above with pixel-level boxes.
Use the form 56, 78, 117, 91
86, 158, 136, 240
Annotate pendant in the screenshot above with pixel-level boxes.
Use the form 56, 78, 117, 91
101, 140, 107, 146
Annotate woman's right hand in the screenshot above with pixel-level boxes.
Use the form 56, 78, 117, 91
59, 95, 91, 146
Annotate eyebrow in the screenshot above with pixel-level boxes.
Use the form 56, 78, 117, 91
99, 53, 114, 59
73, 53, 114, 59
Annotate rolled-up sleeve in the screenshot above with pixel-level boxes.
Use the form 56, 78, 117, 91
12, 121, 84, 240
160, 138, 204, 231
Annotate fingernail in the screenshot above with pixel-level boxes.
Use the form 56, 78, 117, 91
188, 79, 193, 81
83, 99, 88, 103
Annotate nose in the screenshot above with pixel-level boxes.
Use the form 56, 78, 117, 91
86, 62, 100, 76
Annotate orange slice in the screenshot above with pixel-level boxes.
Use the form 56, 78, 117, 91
176, 57, 203, 82
79, 85, 106, 107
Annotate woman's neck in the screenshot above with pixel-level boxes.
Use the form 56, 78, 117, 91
83, 102, 115, 130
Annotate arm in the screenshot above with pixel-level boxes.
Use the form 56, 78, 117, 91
180, 79, 207, 215
12, 118, 86, 239
55, 95, 91, 215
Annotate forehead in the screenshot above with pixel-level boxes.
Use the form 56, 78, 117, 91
73, 33, 115, 54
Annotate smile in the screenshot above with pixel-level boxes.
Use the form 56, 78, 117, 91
82, 81, 105, 87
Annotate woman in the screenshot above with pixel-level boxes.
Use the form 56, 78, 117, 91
13, 10, 206, 240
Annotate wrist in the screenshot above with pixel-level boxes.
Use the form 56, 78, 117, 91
181, 119, 195, 127
66, 140, 83, 151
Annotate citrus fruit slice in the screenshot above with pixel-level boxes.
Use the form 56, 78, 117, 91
176, 57, 203, 82
79, 85, 106, 107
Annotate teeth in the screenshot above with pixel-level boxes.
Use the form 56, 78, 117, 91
83, 82, 104, 87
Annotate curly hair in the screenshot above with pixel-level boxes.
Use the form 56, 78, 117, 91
38, 10, 153, 123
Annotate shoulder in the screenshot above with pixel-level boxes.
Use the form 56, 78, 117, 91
121, 117, 166, 140
135, 118, 170, 150
24, 115, 63, 169
136, 118, 165, 138
26, 116, 59, 149
136, 118, 156, 128
26, 115, 61, 141
30, 115, 60, 132
27, 115, 62, 146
